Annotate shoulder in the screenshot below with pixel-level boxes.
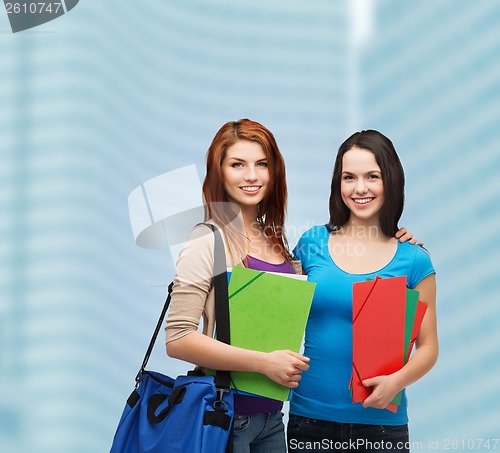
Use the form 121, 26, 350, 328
186, 223, 217, 249
185, 221, 230, 249
293, 225, 327, 261
176, 223, 218, 268
397, 241, 435, 288
299, 225, 328, 243
399, 241, 433, 264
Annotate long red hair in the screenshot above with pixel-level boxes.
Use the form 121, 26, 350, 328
202, 119, 292, 263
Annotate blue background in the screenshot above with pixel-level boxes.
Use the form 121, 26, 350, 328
1, 1, 499, 451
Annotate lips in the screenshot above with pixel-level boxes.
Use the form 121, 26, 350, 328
240, 186, 261, 193
353, 197, 374, 205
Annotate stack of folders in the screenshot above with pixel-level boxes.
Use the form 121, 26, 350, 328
350, 276, 427, 412
223, 266, 316, 401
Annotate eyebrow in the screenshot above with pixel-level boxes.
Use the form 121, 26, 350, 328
342, 170, 381, 175
226, 157, 268, 163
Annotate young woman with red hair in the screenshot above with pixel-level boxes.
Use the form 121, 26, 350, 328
165, 119, 309, 452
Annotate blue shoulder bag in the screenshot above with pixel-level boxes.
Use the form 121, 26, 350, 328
110, 224, 234, 453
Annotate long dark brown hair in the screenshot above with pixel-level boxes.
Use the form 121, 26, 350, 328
202, 119, 292, 262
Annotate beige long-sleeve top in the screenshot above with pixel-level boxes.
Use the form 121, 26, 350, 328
165, 221, 302, 344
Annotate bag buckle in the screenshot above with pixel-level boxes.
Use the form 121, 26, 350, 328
134, 370, 143, 389
214, 387, 230, 411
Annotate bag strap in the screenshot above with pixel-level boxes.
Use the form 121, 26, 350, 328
204, 223, 231, 390
135, 223, 231, 390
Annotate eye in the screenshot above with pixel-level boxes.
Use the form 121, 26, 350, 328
368, 174, 381, 180
231, 162, 243, 168
257, 161, 268, 167
342, 174, 354, 180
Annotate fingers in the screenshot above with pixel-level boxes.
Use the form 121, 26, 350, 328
286, 350, 310, 371
293, 360, 310, 371
362, 378, 374, 387
285, 376, 301, 388
273, 371, 301, 388
399, 232, 411, 242
287, 350, 310, 362
361, 378, 378, 407
361, 388, 383, 409
283, 357, 309, 386
395, 227, 406, 239
283, 369, 304, 388
362, 395, 386, 409
396, 227, 418, 244
360, 376, 398, 409
264, 350, 311, 387
281, 359, 308, 385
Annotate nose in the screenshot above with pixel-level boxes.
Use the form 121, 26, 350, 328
244, 165, 258, 181
355, 180, 368, 194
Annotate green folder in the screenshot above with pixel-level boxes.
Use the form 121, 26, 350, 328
226, 266, 315, 401
390, 287, 420, 405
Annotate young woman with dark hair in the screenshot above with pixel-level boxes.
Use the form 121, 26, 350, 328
288, 130, 438, 453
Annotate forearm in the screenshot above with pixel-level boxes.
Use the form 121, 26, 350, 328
166, 331, 309, 388
166, 331, 267, 374
391, 341, 439, 392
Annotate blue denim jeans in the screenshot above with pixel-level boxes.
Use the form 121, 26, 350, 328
287, 414, 409, 453
232, 410, 287, 453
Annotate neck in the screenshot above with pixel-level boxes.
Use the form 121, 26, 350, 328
239, 205, 260, 233
341, 217, 385, 241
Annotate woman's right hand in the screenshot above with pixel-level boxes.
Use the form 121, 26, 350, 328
262, 350, 310, 388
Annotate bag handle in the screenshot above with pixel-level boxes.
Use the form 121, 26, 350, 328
135, 223, 231, 390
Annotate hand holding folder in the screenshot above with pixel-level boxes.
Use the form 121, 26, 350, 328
350, 276, 427, 412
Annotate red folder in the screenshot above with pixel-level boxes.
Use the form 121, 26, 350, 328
351, 276, 407, 412
351, 276, 428, 413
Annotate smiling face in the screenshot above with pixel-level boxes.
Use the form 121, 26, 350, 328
221, 140, 270, 210
340, 146, 385, 223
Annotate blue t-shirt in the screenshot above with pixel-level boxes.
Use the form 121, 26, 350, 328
291, 225, 435, 425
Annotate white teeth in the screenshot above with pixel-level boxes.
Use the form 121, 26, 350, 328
240, 186, 260, 192
354, 198, 373, 204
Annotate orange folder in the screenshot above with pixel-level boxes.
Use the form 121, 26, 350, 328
351, 276, 407, 412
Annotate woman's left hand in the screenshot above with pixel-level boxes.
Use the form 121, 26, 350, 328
361, 375, 402, 409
